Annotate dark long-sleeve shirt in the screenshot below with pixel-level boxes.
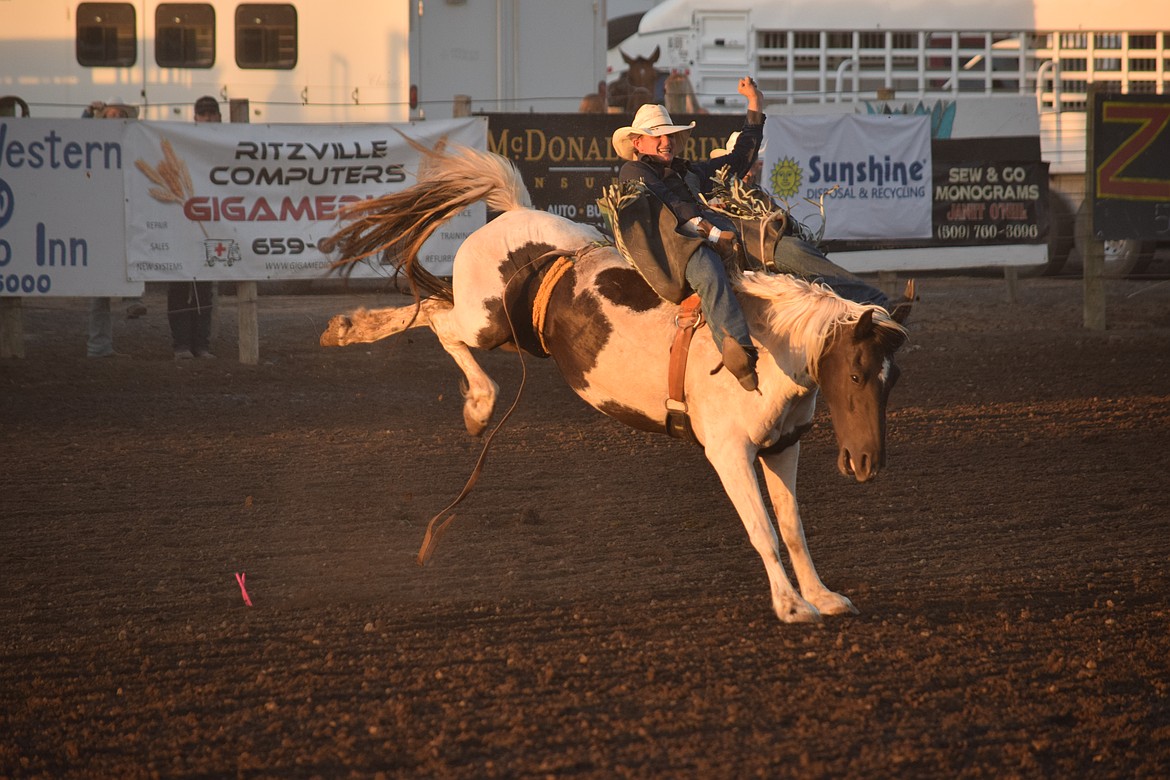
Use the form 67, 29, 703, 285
618, 109, 765, 225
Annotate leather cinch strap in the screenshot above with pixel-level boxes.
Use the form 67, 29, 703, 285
665, 294, 703, 442
532, 255, 574, 355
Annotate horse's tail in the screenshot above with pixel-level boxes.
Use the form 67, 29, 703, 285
321, 133, 533, 302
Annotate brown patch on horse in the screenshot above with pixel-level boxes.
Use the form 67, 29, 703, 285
471, 295, 517, 350
596, 400, 666, 434
472, 243, 568, 353
543, 287, 611, 393
758, 422, 813, 456
594, 266, 662, 312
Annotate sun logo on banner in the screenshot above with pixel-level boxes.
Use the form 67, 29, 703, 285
769, 157, 802, 199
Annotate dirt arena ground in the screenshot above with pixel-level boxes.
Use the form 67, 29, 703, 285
2, 269, 1169, 778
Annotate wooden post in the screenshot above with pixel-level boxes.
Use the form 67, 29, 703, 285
0, 297, 24, 358
1081, 222, 1106, 330
237, 281, 259, 365
226, 97, 262, 360
1003, 266, 1019, 304
1083, 85, 1106, 330
452, 95, 472, 117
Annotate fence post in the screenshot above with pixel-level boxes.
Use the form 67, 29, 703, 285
1082, 85, 1106, 330
237, 281, 259, 365
1003, 266, 1019, 304
0, 297, 24, 358
227, 98, 261, 362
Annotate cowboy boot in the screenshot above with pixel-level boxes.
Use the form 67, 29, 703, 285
721, 336, 759, 391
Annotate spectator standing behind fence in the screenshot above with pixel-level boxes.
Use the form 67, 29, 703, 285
86, 99, 142, 358
168, 96, 221, 360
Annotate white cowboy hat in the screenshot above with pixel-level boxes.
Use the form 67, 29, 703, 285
612, 104, 696, 161
710, 131, 741, 159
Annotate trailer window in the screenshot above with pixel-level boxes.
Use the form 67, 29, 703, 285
156, 4, 216, 68
76, 3, 137, 67
236, 4, 297, 69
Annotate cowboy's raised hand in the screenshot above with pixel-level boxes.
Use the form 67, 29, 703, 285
738, 76, 762, 111
738, 76, 760, 97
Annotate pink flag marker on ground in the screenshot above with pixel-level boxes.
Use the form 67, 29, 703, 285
235, 572, 253, 607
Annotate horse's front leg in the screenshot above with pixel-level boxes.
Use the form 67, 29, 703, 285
758, 444, 858, 617
704, 440, 821, 624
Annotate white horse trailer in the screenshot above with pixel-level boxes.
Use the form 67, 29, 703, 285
0, 0, 412, 122
0, 1, 608, 124
613, 0, 1168, 272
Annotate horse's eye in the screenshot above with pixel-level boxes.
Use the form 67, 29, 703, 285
850, 374, 861, 384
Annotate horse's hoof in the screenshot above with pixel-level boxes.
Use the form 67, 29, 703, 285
319, 316, 352, 347
463, 407, 489, 437
808, 592, 859, 617
775, 597, 823, 624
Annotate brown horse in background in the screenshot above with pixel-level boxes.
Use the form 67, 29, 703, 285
608, 46, 663, 112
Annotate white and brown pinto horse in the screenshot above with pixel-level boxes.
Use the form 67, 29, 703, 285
320, 142, 911, 623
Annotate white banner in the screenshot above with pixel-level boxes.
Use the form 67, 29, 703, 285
124, 117, 487, 281
0, 118, 143, 297
762, 114, 932, 240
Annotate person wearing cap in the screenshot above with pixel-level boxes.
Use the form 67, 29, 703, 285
168, 96, 221, 359
611, 76, 765, 391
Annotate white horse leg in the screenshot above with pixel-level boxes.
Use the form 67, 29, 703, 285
704, 441, 822, 623
758, 445, 858, 617
320, 298, 447, 346
426, 305, 499, 437
321, 298, 498, 436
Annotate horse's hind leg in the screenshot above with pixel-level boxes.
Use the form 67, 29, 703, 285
428, 307, 499, 436
320, 298, 499, 437
320, 298, 443, 347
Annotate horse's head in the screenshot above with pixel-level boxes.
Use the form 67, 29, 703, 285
621, 46, 660, 91
816, 287, 913, 482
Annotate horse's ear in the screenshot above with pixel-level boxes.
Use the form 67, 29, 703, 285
853, 308, 875, 340
890, 279, 916, 325
621, 48, 633, 65
649, 46, 660, 64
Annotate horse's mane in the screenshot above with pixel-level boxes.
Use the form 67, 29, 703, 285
736, 272, 907, 381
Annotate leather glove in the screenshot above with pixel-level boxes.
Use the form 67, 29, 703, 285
693, 218, 738, 254
712, 230, 737, 254
690, 217, 715, 238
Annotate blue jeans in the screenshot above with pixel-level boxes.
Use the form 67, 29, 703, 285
686, 245, 752, 349
87, 297, 114, 357
774, 237, 889, 308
